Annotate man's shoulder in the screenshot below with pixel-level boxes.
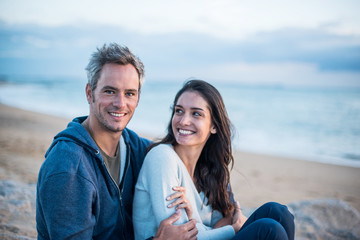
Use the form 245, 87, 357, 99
41, 119, 98, 179
46, 116, 97, 156
122, 128, 151, 149
41, 139, 93, 174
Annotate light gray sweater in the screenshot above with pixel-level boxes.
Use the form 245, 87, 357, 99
133, 144, 235, 240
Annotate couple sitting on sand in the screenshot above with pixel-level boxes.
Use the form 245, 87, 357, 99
36, 43, 295, 240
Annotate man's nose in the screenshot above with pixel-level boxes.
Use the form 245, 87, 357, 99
113, 94, 126, 108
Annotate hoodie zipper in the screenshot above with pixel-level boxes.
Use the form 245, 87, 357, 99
56, 129, 132, 238
98, 143, 131, 240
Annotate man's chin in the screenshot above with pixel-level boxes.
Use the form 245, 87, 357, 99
103, 123, 125, 133
108, 126, 124, 133
105, 117, 132, 133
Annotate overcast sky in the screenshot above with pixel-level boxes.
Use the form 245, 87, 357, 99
1, 0, 359, 86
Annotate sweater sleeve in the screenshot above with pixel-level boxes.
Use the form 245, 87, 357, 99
137, 145, 236, 240
196, 224, 235, 239
140, 145, 190, 226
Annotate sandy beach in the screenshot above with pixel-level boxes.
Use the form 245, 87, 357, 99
1, 102, 360, 211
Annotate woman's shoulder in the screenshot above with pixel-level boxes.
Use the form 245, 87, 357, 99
147, 143, 176, 158
144, 144, 179, 167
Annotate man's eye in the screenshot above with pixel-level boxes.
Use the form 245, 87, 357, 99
105, 90, 115, 94
126, 92, 135, 97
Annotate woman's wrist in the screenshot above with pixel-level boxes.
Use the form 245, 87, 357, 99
232, 222, 241, 233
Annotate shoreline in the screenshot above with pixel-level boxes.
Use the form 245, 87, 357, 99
1, 103, 359, 212
3, 102, 360, 169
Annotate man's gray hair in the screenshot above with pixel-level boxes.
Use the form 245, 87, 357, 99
85, 43, 145, 92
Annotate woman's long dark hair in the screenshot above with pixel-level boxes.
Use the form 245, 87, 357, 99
150, 79, 235, 216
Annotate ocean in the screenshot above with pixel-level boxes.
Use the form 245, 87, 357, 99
1, 75, 359, 168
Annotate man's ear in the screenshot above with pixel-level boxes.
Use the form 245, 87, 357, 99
136, 91, 140, 107
85, 84, 92, 104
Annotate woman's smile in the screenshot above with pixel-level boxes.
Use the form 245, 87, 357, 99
172, 91, 215, 149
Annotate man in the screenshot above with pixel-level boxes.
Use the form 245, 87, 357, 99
36, 43, 197, 239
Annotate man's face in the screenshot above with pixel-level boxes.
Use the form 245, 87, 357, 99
86, 63, 140, 134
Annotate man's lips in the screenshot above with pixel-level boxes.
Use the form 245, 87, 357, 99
109, 112, 125, 117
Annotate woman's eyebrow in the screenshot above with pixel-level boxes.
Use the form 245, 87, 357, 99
175, 104, 205, 112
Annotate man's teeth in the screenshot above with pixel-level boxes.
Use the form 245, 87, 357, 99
110, 112, 125, 117
179, 129, 193, 135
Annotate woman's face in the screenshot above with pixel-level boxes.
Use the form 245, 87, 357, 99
172, 91, 216, 149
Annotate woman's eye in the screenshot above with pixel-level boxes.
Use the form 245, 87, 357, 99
175, 109, 183, 114
193, 112, 201, 117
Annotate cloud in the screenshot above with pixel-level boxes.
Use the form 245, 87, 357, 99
189, 61, 360, 87
0, 21, 359, 87
1, 0, 360, 40
235, 27, 360, 71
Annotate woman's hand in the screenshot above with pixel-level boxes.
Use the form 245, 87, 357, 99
232, 201, 248, 233
213, 216, 232, 229
166, 186, 193, 220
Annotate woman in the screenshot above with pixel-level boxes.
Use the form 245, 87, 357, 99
133, 80, 295, 240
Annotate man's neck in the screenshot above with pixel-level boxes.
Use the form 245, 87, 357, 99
84, 118, 122, 157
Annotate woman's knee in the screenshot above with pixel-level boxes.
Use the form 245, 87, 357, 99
255, 219, 288, 240
260, 202, 294, 220
258, 202, 295, 240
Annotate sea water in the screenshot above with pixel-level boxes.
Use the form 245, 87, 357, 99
1, 75, 359, 167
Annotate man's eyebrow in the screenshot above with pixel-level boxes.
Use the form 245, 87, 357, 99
102, 86, 118, 91
101, 86, 138, 92
125, 88, 138, 92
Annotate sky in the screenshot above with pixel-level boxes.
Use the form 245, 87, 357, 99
0, 0, 360, 86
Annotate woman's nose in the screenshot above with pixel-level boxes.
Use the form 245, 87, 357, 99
179, 113, 191, 125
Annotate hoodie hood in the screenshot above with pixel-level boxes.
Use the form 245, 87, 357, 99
45, 116, 99, 159
45, 116, 134, 160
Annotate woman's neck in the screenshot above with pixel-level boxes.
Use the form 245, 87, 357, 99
173, 144, 202, 179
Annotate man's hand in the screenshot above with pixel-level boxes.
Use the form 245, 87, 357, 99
153, 210, 198, 240
166, 186, 193, 220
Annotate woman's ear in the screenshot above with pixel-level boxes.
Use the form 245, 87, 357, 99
211, 126, 217, 134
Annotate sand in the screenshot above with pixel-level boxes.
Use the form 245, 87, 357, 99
1, 103, 360, 213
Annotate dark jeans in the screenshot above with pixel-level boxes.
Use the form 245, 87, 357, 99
232, 202, 295, 240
